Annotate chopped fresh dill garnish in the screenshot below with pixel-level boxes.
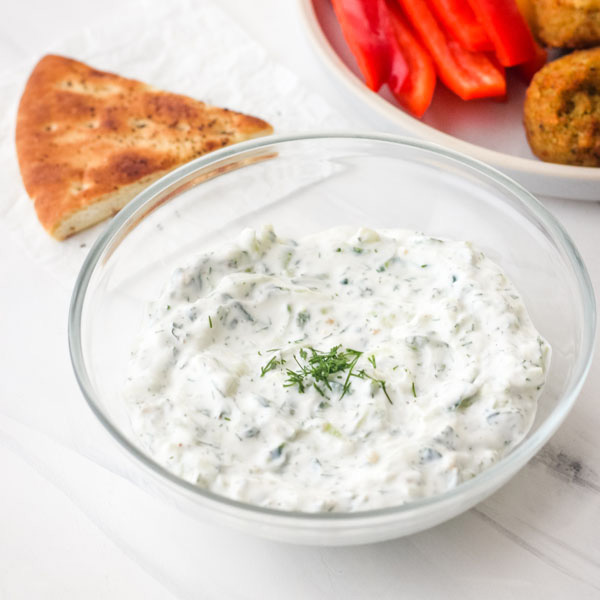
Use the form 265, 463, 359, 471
412, 381, 417, 398
353, 247, 364, 254
335, 247, 342, 253
421, 264, 428, 268
284, 367, 305, 393
260, 355, 280, 377
280, 345, 360, 398
380, 381, 392, 404
167, 305, 171, 310
208, 315, 213, 328
339, 349, 362, 400
261, 346, 393, 404
353, 369, 392, 404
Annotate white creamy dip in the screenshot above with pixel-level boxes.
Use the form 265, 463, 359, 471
124, 226, 550, 512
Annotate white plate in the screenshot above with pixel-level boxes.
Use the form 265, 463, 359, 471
298, 0, 600, 201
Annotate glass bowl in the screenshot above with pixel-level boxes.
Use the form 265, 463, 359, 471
68, 133, 595, 546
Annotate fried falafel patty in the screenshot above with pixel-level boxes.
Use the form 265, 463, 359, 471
524, 47, 600, 166
534, 0, 600, 48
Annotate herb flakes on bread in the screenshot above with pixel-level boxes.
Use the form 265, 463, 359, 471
15, 55, 273, 240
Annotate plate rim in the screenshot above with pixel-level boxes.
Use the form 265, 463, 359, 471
298, 0, 600, 197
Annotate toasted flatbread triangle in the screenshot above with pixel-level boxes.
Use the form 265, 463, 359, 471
15, 55, 274, 240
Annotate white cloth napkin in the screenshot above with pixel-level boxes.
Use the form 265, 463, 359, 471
0, 1, 351, 596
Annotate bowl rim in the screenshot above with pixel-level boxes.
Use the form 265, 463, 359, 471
68, 132, 596, 522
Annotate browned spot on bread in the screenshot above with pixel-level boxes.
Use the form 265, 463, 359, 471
144, 93, 201, 123
101, 150, 174, 184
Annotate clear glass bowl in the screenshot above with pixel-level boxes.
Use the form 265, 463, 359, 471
69, 134, 595, 546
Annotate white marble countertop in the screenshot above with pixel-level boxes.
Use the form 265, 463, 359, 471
1, 1, 599, 598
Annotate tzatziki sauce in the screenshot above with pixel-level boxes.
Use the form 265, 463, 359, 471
123, 226, 550, 512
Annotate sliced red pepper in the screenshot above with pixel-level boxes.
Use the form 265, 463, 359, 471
386, 2, 436, 118
395, 0, 505, 100
385, 15, 410, 96
428, 0, 493, 52
331, 0, 408, 93
466, 0, 537, 67
516, 40, 547, 83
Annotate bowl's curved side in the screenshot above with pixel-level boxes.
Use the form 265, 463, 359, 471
68, 133, 596, 545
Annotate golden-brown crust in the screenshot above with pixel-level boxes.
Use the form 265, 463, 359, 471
15, 55, 274, 239
533, 0, 600, 48
523, 47, 600, 166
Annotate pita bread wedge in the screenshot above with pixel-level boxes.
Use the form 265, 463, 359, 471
15, 54, 274, 240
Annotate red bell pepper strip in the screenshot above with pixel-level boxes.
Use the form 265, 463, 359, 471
428, 0, 493, 52
385, 15, 410, 97
331, 0, 408, 93
516, 40, 547, 83
466, 0, 537, 67
395, 0, 506, 101
386, 2, 436, 118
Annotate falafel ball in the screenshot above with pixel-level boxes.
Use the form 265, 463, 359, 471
524, 47, 600, 166
534, 0, 600, 49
